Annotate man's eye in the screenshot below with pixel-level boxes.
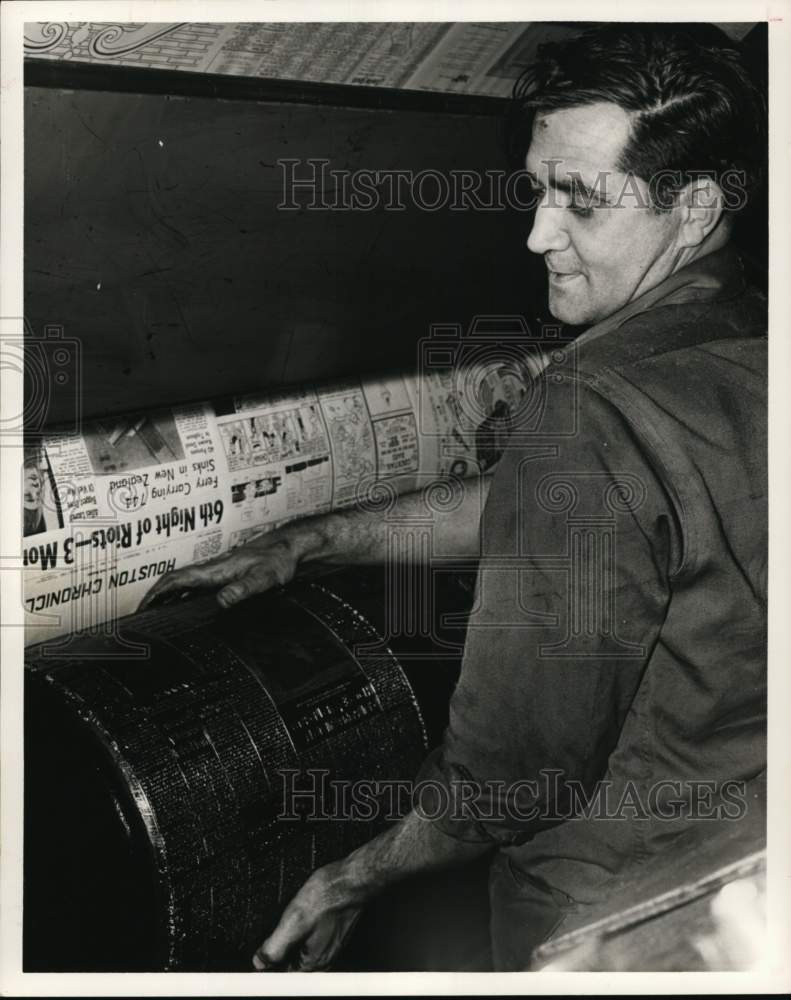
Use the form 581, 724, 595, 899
569, 203, 595, 218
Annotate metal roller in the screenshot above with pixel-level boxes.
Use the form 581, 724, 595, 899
24, 568, 473, 971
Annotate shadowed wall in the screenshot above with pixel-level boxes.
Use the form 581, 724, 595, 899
25, 74, 541, 426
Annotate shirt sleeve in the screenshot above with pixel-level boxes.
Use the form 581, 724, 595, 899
414, 373, 679, 844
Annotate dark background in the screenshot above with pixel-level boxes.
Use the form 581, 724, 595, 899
25, 68, 543, 426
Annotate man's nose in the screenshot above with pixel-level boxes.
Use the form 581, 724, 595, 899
526, 201, 570, 255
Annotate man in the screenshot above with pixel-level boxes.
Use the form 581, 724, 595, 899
23, 448, 54, 537
143, 24, 767, 971
23, 453, 46, 537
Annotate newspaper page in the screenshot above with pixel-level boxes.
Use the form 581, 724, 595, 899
23, 363, 532, 646
401, 22, 531, 97
22, 21, 531, 97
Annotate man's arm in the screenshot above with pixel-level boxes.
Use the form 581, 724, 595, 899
253, 808, 491, 971
140, 476, 491, 610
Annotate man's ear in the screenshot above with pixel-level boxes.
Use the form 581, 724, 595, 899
677, 177, 725, 248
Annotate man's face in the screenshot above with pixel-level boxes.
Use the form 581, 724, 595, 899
525, 102, 682, 326
23, 466, 43, 510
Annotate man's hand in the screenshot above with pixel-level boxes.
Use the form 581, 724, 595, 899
252, 860, 366, 971
252, 809, 492, 971
138, 528, 312, 611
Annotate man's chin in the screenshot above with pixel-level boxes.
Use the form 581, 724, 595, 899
547, 297, 593, 326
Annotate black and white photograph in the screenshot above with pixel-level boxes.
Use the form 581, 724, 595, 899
1, 0, 790, 994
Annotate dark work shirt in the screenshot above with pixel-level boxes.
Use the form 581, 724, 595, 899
416, 245, 767, 964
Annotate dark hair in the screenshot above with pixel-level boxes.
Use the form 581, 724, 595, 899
505, 24, 767, 211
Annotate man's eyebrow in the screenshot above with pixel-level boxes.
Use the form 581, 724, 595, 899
553, 176, 611, 204
526, 170, 612, 205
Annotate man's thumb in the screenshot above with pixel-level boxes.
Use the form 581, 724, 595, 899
252, 939, 281, 970
253, 911, 302, 970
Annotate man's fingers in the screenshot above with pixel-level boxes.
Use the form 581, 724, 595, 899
217, 565, 288, 607
138, 566, 207, 610
254, 903, 309, 968
252, 904, 362, 971
139, 536, 298, 612
297, 907, 362, 970
217, 578, 252, 608
252, 864, 363, 972
138, 552, 258, 610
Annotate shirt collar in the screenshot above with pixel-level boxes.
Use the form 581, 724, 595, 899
572, 243, 746, 351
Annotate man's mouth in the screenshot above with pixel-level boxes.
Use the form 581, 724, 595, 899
548, 268, 582, 284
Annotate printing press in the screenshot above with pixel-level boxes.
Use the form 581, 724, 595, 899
19, 20, 769, 975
